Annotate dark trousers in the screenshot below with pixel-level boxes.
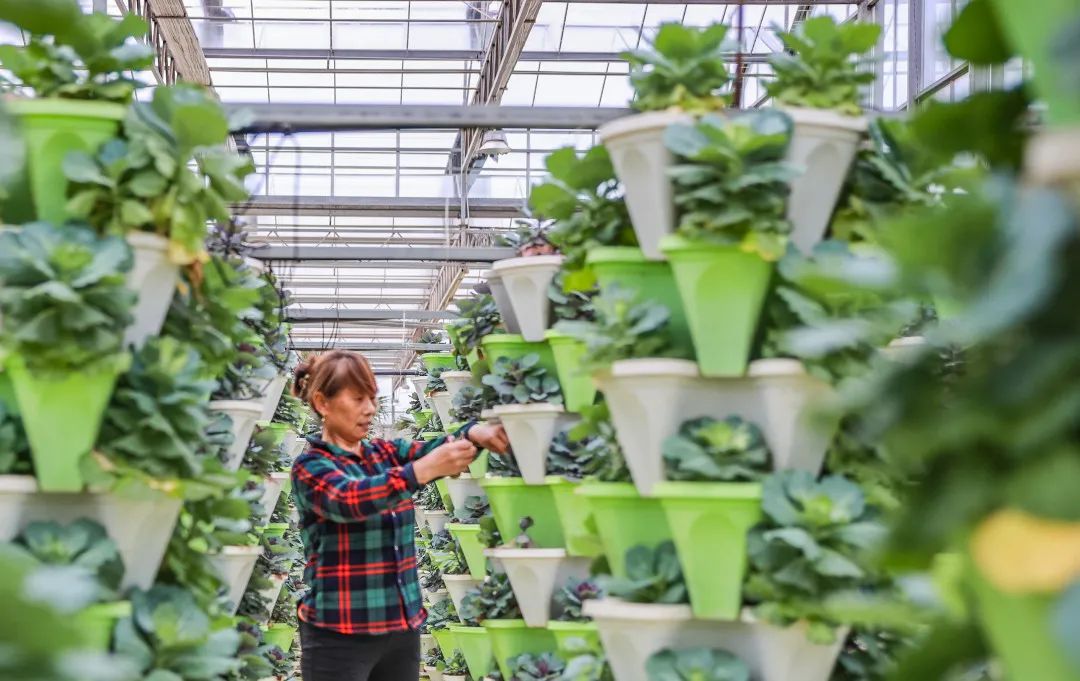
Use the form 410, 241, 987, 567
299, 621, 420, 681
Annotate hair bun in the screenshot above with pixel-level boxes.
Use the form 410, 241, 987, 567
293, 359, 316, 401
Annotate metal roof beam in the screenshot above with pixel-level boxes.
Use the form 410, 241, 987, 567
237, 195, 524, 218
287, 309, 460, 322
289, 341, 451, 352
250, 245, 513, 262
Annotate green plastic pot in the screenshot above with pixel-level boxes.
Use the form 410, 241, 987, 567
447, 523, 487, 580
480, 334, 557, 379
546, 476, 602, 558
263, 623, 297, 653
480, 477, 565, 548
653, 481, 763, 620
416, 409, 434, 429
422, 352, 458, 373
546, 621, 602, 657
545, 331, 597, 413
7, 355, 125, 492
469, 450, 490, 478
577, 482, 672, 578
7, 99, 127, 224
991, 0, 1080, 127
483, 619, 557, 679
262, 523, 290, 539
432, 627, 459, 655
971, 567, 1080, 681
585, 247, 696, 362
660, 235, 773, 377
448, 625, 493, 678
76, 601, 131, 650
435, 478, 454, 512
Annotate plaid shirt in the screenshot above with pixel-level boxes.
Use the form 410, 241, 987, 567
291, 425, 474, 635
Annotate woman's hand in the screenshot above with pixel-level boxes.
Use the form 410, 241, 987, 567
467, 423, 510, 454
413, 436, 477, 485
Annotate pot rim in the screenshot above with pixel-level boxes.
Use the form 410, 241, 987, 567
491, 254, 566, 273
207, 399, 264, 415
780, 105, 868, 132
598, 109, 695, 142
484, 547, 568, 559
492, 402, 566, 416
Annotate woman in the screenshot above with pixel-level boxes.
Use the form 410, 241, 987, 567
289, 350, 510, 681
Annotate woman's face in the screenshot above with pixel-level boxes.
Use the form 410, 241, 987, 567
315, 387, 377, 443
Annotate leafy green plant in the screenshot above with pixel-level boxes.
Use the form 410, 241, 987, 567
429, 529, 469, 576
477, 515, 503, 549
507, 652, 565, 681
443, 650, 469, 675
64, 83, 255, 264
562, 652, 614, 681
417, 483, 447, 511
548, 403, 630, 483
0, 0, 153, 103
459, 572, 521, 624
745, 471, 886, 642
113, 585, 242, 679
449, 294, 502, 354
529, 146, 635, 271
555, 577, 602, 621
488, 448, 522, 478
0, 401, 30, 475
453, 495, 491, 524
243, 424, 290, 478
12, 519, 123, 601
273, 391, 308, 433
645, 648, 750, 681
550, 269, 597, 323
424, 645, 445, 669
663, 416, 771, 482
500, 217, 557, 257
556, 287, 673, 370
96, 337, 216, 480
831, 628, 910, 681
664, 110, 795, 261
0, 221, 134, 374
765, 16, 881, 116
420, 567, 445, 592
426, 597, 459, 630
238, 535, 299, 622
426, 368, 448, 396
621, 23, 732, 113
482, 354, 563, 405
451, 384, 497, 422
601, 542, 688, 604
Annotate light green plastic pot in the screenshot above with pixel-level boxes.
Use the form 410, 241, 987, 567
483, 619, 557, 679
263, 623, 297, 653
653, 481, 763, 620
991, 0, 1080, 127
262, 523, 290, 539
76, 601, 131, 650
479, 477, 565, 548
447, 523, 487, 580
7, 355, 125, 492
480, 335, 557, 379
7, 99, 127, 224
971, 566, 1080, 681
432, 627, 459, 655
448, 625, 493, 678
586, 247, 696, 362
416, 409, 434, 429
660, 235, 773, 377
545, 330, 597, 413
422, 352, 458, 373
546, 621, 602, 657
546, 476, 602, 558
469, 450, 490, 478
435, 478, 454, 512
577, 482, 672, 578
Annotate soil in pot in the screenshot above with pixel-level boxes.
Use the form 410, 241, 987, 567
483, 619, 558, 679
545, 330, 597, 413
546, 476, 603, 558
491, 255, 564, 342
124, 232, 180, 349
653, 481, 763, 620
486, 548, 591, 627
576, 482, 673, 578
447, 523, 488, 580
448, 624, 494, 679
585, 246, 695, 361
6, 355, 124, 492
659, 235, 773, 377
480, 477, 566, 549
494, 404, 575, 485
546, 621, 602, 657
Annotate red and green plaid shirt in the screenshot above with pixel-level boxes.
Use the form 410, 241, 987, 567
291, 426, 473, 635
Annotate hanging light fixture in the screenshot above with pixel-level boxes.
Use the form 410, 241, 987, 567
477, 129, 512, 157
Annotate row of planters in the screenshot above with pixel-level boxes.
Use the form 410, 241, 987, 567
410, 14, 957, 681
0, 1, 309, 679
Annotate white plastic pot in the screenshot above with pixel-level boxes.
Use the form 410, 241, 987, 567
431, 392, 455, 430
255, 471, 291, 520
492, 403, 576, 485
784, 107, 867, 254
425, 667, 445, 681
424, 587, 450, 607
254, 572, 288, 625
442, 573, 481, 619
491, 255, 565, 342
441, 371, 475, 403
287, 433, 308, 459
410, 376, 431, 404
208, 545, 263, 615
584, 598, 845, 681
421, 633, 438, 657
124, 232, 180, 349
209, 399, 264, 471
423, 509, 450, 535
255, 373, 289, 422
0, 475, 181, 590
443, 675, 466, 681
485, 547, 591, 627
485, 269, 522, 335
445, 474, 485, 511
1026, 127, 1080, 185
599, 110, 693, 260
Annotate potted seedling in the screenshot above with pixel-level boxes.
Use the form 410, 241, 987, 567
460, 572, 558, 680
660, 109, 796, 377
0, 0, 153, 223
419, 483, 452, 534
0, 223, 133, 491
505, 652, 566, 680
442, 649, 472, 681
480, 475, 567, 552
484, 354, 569, 485
764, 15, 880, 252
432, 530, 482, 616
444, 472, 486, 519
546, 578, 603, 657
448, 495, 495, 579
428, 369, 457, 428
491, 219, 564, 343
645, 648, 750, 681
599, 23, 733, 259
425, 646, 447, 681
545, 269, 599, 413
243, 424, 292, 522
